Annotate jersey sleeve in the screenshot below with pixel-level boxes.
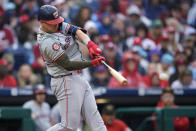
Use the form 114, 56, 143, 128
43, 38, 65, 62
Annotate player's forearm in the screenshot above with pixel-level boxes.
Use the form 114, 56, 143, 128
75, 30, 90, 45
56, 53, 92, 71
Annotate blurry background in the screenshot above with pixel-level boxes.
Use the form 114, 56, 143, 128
0, 0, 196, 131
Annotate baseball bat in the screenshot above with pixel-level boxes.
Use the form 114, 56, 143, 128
99, 59, 127, 86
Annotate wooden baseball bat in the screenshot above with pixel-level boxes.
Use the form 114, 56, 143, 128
100, 60, 127, 86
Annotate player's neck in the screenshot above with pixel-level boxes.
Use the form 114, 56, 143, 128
34, 100, 42, 107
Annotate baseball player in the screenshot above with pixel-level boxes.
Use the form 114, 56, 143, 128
37, 5, 107, 131
23, 84, 51, 131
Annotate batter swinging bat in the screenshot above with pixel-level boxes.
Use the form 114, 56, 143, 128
100, 60, 127, 86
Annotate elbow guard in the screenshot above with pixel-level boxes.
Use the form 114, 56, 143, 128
59, 22, 78, 37
59, 22, 87, 37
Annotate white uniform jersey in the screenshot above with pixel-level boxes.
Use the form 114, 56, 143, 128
23, 100, 51, 131
37, 27, 83, 77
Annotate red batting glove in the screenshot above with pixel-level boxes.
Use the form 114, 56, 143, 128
91, 56, 106, 66
87, 41, 102, 58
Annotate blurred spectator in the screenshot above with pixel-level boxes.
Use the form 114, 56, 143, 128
169, 58, 188, 85
84, 20, 97, 35
23, 84, 51, 131
131, 46, 149, 75
125, 5, 151, 36
101, 104, 132, 131
166, 26, 183, 55
0, 59, 17, 88
158, 33, 171, 54
144, 71, 169, 88
74, 6, 91, 27
148, 48, 161, 64
112, 17, 126, 40
157, 53, 174, 76
187, 2, 196, 27
22, 0, 39, 17
51, 0, 71, 22
110, 27, 126, 54
17, 64, 38, 88
144, 0, 166, 20
153, 88, 190, 131
2, 53, 15, 75
171, 69, 196, 89
91, 66, 109, 87
108, 52, 146, 88
148, 19, 163, 45
98, 12, 112, 35
103, 42, 122, 71
0, 8, 16, 57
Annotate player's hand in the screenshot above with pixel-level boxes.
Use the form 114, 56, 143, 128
91, 56, 106, 66
87, 41, 102, 58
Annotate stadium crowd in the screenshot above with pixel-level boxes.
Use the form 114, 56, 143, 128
0, 0, 195, 89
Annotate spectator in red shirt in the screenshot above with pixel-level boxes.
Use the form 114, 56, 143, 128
153, 88, 190, 131
108, 51, 146, 88
0, 59, 17, 88
102, 104, 132, 131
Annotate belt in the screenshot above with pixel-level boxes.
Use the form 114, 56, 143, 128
51, 73, 72, 78
51, 70, 82, 79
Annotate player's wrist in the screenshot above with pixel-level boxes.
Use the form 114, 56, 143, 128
84, 37, 91, 45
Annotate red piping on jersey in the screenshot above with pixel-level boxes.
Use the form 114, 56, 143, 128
53, 51, 65, 62
64, 77, 69, 128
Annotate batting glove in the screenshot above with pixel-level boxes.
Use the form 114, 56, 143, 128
91, 56, 106, 66
87, 41, 102, 58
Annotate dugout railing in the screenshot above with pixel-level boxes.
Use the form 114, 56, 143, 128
116, 107, 196, 131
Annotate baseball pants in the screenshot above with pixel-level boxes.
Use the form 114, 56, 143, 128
47, 73, 107, 131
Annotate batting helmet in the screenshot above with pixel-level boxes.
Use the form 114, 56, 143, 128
38, 5, 64, 25
33, 84, 47, 95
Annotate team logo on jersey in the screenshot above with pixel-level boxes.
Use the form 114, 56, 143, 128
53, 11, 58, 18
52, 43, 60, 51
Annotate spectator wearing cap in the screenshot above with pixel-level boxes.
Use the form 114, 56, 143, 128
91, 65, 110, 87
125, 5, 151, 36
148, 19, 164, 45
101, 104, 132, 131
171, 69, 196, 89
148, 48, 161, 64
17, 64, 39, 88
84, 20, 97, 35
108, 52, 146, 88
0, 59, 17, 88
23, 84, 51, 131
103, 42, 122, 71
169, 58, 188, 85
153, 88, 190, 131
158, 33, 171, 55
157, 53, 174, 77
